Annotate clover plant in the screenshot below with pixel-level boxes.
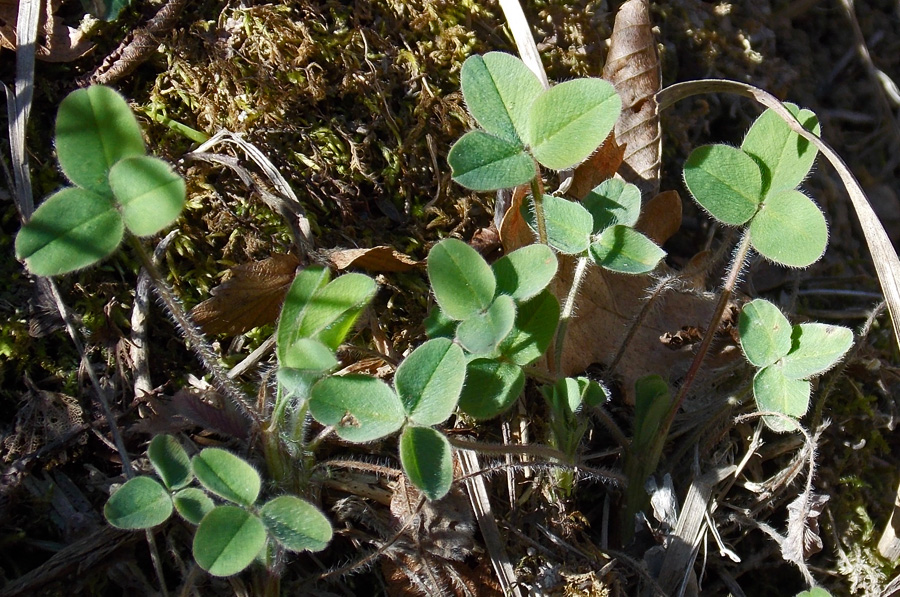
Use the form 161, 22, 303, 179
52, 52, 860, 590
684, 103, 825, 268
739, 299, 853, 431
448, 52, 665, 275
681, 104, 855, 431
105, 435, 332, 577
15, 86, 186, 276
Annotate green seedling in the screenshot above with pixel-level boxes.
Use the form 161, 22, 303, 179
684, 103, 826, 268
542, 376, 609, 496
105, 435, 332, 577
448, 52, 620, 190
739, 298, 853, 431
15, 86, 185, 276
449, 52, 664, 278
622, 375, 673, 531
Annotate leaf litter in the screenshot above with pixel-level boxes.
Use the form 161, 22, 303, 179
4, 0, 900, 595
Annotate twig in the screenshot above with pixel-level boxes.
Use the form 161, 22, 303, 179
81, 0, 189, 86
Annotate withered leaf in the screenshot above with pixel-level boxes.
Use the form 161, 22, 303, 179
567, 131, 626, 200
602, 0, 661, 198
498, 185, 534, 254
660, 326, 704, 350
636, 190, 683, 246
783, 492, 829, 565
190, 254, 299, 336
496, 196, 730, 402
326, 246, 419, 272
0, 0, 94, 62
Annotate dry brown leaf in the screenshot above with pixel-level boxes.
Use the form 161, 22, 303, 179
0, 0, 94, 62
783, 492, 829, 565
498, 185, 534, 253
602, 0, 661, 198
326, 246, 419, 272
497, 190, 727, 402
567, 131, 626, 200
635, 190, 683, 245
556, 262, 729, 402
190, 254, 299, 336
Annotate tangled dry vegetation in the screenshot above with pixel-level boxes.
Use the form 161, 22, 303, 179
2, 0, 900, 595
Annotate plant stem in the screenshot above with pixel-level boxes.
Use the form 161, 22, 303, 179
127, 235, 261, 428
659, 230, 752, 442
447, 435, 568, 463
529, 174, 548, 245
552, 255, 590, 375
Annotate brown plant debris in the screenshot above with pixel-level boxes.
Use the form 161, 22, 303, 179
602, 0, 661, 199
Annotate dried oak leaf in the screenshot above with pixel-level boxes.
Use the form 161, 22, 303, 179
326, 246, 419, 272
0, 0, 94, 62
190, 253, 299, 336
636, 190, 683, 246
602, 0, 661, 198
498, 192, 727, 403
567, 131, 626, 200
554, 261, 727, 402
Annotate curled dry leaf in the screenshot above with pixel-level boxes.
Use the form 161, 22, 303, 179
783, 492, 829, 565
635, 190, 683, 245
190, 254, 299, 336
325, 246, 419, 272
567, 131, 626, 200
498, 185, 534, 254
0, 0, 94, 62
602, 0, 661, 198
555, 262, 732, 402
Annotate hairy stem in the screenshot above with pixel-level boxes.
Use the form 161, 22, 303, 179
552, 255, 590, 375
529, 174, 548, 245
127, 235, 261, 427
447, 435, 568, 463
659, 230, 753, 443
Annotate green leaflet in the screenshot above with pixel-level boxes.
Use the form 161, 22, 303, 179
738, 299, 793, 368
683, 144, 763, 226
399, 426, 454, 501
749, 189, 828, 268
589, 225, 665, 274
742, 103, 820, 197
460, 52, 542, 144
15, 187, 124, 276
528, 78, 621, 170
428, 238, 496, 320
448, 130, 535, 191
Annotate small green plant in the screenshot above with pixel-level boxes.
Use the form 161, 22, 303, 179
739, 298, 853, 431
104, 435, 332, 577
684, 103, 825, 268
271, 241, 565, 501
680, 104, 855, 429
448, 53, 664, 275
22, 49, 865, 593
15, 85, 185, 276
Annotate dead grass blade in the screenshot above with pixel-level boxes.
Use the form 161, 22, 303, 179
4, 0, 39, 219
456, 450, 522, 597
496, 0, 549, 90
657, 78, 900, 353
